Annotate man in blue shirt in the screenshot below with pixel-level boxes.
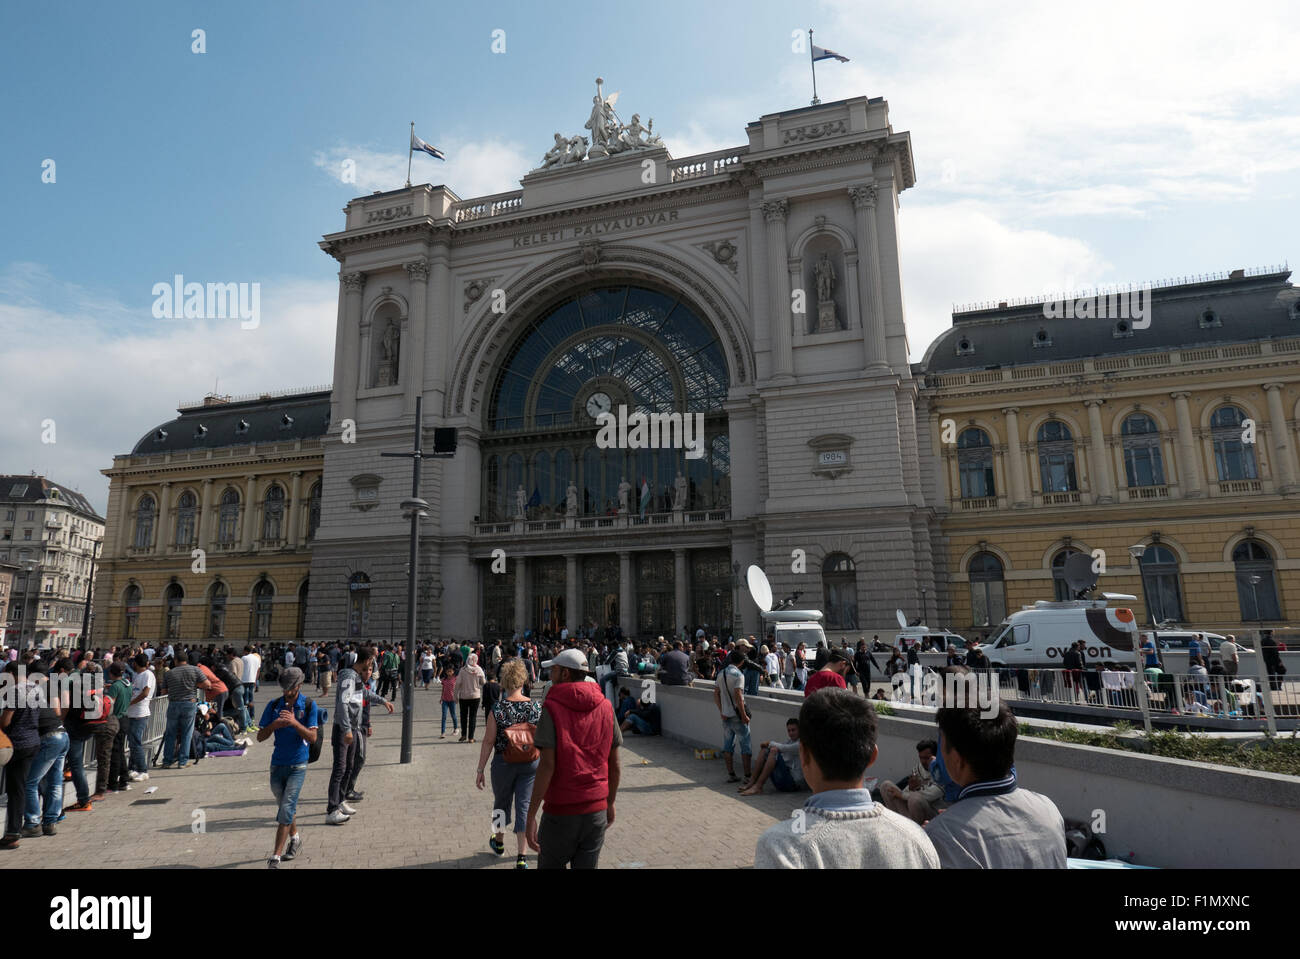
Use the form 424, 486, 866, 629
256, 667, 318, 869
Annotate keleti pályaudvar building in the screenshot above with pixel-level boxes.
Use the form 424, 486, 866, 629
305, 84, 935, 645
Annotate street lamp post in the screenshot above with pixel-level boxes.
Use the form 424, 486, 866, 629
80, 538, 102, 652
1127, 543, 1154, 734
1248, 574, 1263, 637
20, 560, 37, 653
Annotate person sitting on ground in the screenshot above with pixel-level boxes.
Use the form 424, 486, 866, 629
740, 718, 805, 796
879, 739, 943, 824
614, 686, 637, 724
619, 696, 661, 736
754, 689, 939, 868
923, 703, 1066, 868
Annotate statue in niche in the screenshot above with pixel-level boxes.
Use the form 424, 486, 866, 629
814, 252, 839, 333
515, 485, 527, 519
617, 476, 631, 513
377, 320, 401, 386
673, 471, 687, 510
566, 481, 579, 514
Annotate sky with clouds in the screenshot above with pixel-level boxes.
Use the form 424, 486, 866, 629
2, 0, 1297, 514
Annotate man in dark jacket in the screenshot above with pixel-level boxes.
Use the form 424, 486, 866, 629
854, 640, 881, 696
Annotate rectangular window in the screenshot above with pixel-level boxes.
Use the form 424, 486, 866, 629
23, 530, 32, 540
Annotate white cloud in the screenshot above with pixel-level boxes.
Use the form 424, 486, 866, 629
0, 263, 336, 515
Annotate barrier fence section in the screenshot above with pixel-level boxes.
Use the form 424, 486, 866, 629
80, 693, 170, 771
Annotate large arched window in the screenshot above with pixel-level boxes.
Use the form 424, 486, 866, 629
217, 489, 240, 544
208, 581, 228, 638
251, 580, 274, 639
1051, 548, 1083, 601
262, 484, 285, 541
348, 572, 370, 638
969, 552, 1006, 627
822, 553, 859, 629
957, 429, 995, 499
1234, 540, 1281, 622
174, 491, 197, 547
165, 582, 184, 639
123, 584, 141, 639
133, 496, 155, 550
307, 481, 322, 539
1037, 421, 1076, 493
1122, 414, 1164, 487
1139, 545, 1184, 624
1212, 406, 1258, 481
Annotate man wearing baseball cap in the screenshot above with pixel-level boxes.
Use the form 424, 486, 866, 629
525, 649, 622, 869
256, 666, 318, 869
803, 648, 853, 698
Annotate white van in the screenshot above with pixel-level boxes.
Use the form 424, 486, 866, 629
894, 626, 971, 650
764, 609, 828, 651
982, 598, 1139, 668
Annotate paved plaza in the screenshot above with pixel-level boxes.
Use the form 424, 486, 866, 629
3, 687, 799, 869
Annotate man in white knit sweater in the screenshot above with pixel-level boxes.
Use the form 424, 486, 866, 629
754, 689, 939, 869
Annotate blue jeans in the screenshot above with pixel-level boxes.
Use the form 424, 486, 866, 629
163, 699, 198, 766
270, 763, 308, 825
128, 716, 150, 773
206, 727, 236, 751
490, 754, 538, 833
744, 670, 760, 696
722, 716, 751, 756
441, 700, 458, 733
227, 683, 250, 731
243, 683, 257, 716
67, 734, 91, 804
25, 729, 70, 826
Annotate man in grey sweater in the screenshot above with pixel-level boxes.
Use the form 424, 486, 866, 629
754, 689, 939, 869
923, 703, 1066, 868
326, 648, 392, 825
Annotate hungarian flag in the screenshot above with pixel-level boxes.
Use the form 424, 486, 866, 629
411, 129, 445, 160
639, 478, 651, 516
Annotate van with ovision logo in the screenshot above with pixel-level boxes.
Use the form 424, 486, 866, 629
981, 596, 1139, 668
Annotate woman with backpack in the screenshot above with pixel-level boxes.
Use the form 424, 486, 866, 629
474, 658, 542, 869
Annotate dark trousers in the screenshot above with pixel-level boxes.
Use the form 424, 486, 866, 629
344, 728, 367, 795
108, 722, 128, 789
93, 717, 119, 795
459, 699, 480, 739
327, 726, 359, 812
537, 810, 607, 869
4, 744, 38, 837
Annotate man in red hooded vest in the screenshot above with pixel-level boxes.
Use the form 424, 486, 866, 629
525, 648, 623, 868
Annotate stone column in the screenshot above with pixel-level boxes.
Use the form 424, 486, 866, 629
619, 550, 633, 637
340, 273, 365, 424
357, 314, 373, 392
565, 554, 579, 637
1084, 400, 1114, 503
431, 240, 452, 407
1171, 391, 1203, 497
154, 482, 171, 554
115, 481, 132, 557
1263, 383, 1297, 493
674, 548, 689, 636
849, 184, 889, 370
198, 478, 214, 551
514, 556, 528, 637
748, 197, 769, 357
404, 258, 430, 415
287, 471, 303, 547
1002, 408, 1029, 508
762, 199, 793, 380
241, 475, 259, 551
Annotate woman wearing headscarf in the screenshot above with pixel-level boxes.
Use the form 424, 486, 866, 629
454, 652, 487, 743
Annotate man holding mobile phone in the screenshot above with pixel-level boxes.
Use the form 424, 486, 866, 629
256, 667, 317, 869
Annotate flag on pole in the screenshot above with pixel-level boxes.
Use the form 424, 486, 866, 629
811, 44, 850, 63
410, 129, 445, 160
639, 478, 651, 516
527, 486, 541, 509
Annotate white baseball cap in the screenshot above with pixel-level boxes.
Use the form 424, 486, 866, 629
541, 648, 590, 673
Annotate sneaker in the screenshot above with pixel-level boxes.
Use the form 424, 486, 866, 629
42, 823, 57, 836
326, 809, 351, 825
127, 771, 144, 782
159, 762, 174, 770
283, 832, 303, 861
515, 855, 529, 870
68, 800, 93, 812
267, 856, 281, 869
235, 740, 251, 749
345, 790, 364, 802
489, 835, 505, 856
20, 824, 42, 839
339, 802, 357, 816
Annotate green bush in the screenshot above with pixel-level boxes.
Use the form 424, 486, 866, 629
1021, 724, 1300, 775
873, 702, 895, 716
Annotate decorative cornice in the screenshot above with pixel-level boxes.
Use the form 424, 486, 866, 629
783, 119, 848, 145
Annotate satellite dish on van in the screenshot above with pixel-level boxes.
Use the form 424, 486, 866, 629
896, 609, 908, 629
1063, 552, 1098, 598
746, 565, 773, 613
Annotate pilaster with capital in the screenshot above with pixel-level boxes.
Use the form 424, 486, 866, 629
404, 258, 430, 415
514, 556, 528, 636
287, 471, 304, 547
1263, 383, 1297, 492
566, 555, 579, 635
762, 199, 793, 379
154, 482, 172, 555
339, 272, 366, 424
1002, 408, 1029, 507
674, 548, 689, 635
1170, 391, 1203, 497
241, 474, 260, 551
849, 184, 889, 370
1084, 400, 1114, 503
619, 550, 633, 637
198, 478, 214, 552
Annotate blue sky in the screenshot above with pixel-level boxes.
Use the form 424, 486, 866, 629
2, 0, 1298, 512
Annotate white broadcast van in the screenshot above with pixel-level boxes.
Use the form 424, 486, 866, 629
981, 595, 1140, 668
746, 566, 827, 650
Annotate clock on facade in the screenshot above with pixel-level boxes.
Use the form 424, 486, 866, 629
585, 391, 613, 418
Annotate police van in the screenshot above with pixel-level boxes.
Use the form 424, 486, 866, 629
981, 595, 1140, 668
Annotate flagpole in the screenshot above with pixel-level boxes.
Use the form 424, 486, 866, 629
406, 121, 414, 188
809, 27, 820, 105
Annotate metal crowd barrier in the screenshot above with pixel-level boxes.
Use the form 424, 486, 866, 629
80, 693, 170, 770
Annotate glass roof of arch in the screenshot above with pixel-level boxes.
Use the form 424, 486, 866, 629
489, 286, 729, 431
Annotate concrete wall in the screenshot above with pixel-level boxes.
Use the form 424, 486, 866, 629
630, 680, 1300, 868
